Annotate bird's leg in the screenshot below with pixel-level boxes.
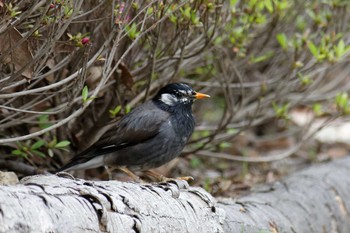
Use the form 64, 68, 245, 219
143, 170, 194, 182
104, 166, 114, 180
143, 170, 165, 182
118, 167, 142, 182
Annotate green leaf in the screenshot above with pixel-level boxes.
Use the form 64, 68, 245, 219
31, 140, 45, 150
335, 92, 349, 114
146, 6, 153, 15
219, 142, 232, 149
181, 6, 191, 19
169, 14, 177, 24
12, 149, 27, 158
230, 0, 238, 6
276, 0, 290, 11
38, 114, 51, 129
48, 149, 54, 157
48, 137, 57, 148
272, 102, 290, 119
306, 9, 316, 20
12, 149, 22, 156
249, 0, 258, 7
264, 0, 273, 13
125, 105, 131, 114
345, 45, 350, 54
297, 73, 312, 85
308, 41, 319, 58
58, 148, 70, 152
82, 86, 89, 102
109, 105, 122, 117
126, 23, 140, 40
87, 96, 96, 102
55, 140, 71, 148
336, 39, 345, 58
132, 2, 139, 10
276, 33, 287, 50
67, 33, 73, 39
250, 51, 274, 63
191, 12, 200, 25
32, 150, 46, 158
64, 6, 73, 17
227, 128, 238, 135
312, 103, 323, 116
295, 16, 306, 31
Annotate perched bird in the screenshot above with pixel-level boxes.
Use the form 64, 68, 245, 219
57, 83, 210, 179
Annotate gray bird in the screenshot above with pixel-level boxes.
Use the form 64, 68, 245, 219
57, 83, 210, 178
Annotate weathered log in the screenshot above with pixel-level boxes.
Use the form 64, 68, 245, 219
0, 174, 224, 233
1, 157, 350, 233
220, 157, 350, 232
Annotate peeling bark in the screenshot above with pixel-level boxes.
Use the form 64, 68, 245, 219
0, 174, 224, 233
218, 157, 350, 233
1, 158, 350, 233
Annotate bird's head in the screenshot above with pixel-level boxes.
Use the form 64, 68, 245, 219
153, 83, 210, 109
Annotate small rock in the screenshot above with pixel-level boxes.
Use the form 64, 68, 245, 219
0, 171, 19, 185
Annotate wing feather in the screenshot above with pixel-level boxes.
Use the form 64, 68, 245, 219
57, 101, 169, 172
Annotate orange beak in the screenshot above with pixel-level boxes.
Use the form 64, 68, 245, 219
194, 91, 210, 99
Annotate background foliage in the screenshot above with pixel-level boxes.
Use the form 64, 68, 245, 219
1, 0, 350, 194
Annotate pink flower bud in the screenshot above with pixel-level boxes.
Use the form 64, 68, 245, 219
81, 37, 90, 45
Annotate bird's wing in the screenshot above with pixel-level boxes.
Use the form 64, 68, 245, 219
57, 101, 169, 171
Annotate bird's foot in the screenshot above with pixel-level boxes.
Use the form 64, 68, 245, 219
158, 176, 191, 191
143, 170, 194, 183
161, 176, 194, 182
118, 167, 143, 182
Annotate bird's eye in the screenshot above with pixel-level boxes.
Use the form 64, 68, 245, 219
175, 92, 182, 97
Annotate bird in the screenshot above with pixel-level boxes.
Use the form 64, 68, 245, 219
57, 83, 210, 180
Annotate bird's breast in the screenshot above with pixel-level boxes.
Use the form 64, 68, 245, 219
170, 112, 195, 138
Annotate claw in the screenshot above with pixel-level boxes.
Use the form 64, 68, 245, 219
143, 170, 194, 183
174, 176, 194, 181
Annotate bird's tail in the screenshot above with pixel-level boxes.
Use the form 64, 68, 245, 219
55, 145, 121, 173
56, 148, 103, 173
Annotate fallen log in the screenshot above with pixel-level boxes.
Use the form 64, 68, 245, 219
1, 157, 350, 232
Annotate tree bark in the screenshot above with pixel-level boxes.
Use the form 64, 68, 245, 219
1, 157, 350, 233
219, 157, 350, 233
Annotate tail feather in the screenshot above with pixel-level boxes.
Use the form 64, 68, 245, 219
56, 144, 122, 172
56, 148, 99, 172
56, 155, 104, 172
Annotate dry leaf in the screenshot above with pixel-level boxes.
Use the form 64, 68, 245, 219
0, 27, 33, 79
86, 66, 102, 87
44, 59, 55, 82
118, 62, 134, 90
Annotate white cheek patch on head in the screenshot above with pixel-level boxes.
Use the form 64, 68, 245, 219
160, 93, 178, 106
